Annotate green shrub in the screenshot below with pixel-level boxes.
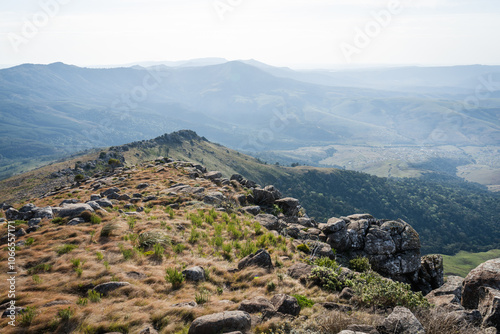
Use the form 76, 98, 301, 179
165, 268, 185, 289
349, 256, 371, 273
80, 210, 93, 222
25, 237, 34, 247
52, 217, 65, 225
165, 206, 175, 219
74, 174, 85, 183
28, 263, 52, 274
95, 251, 104, 261
71, 258, 83, 268
19, 306, 37, 327
310, 266, 349, 292
253, 222, 263, 235
87, 290, 102, 303
297, 243, 310, 254
77, 297, 88, 306
58, 307, 73, 321
32, 275, 42, 284
353, 273, 430, 310
188, 228, 200, 244
222, 243, 232, 261
189, 213, 203, 227
90, 214, 101, 225
195, 288, 211, 304
153, 243, 164, 260
56, 244, 78, 255
240, 240, 257, 258
266, 281, 276, 292
139, 231, 168, 248
292, 294, 315, 308
173, 244, 186, 254
313, 256, 338, 269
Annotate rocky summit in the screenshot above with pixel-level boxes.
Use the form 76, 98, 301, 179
0, 158, 499, 334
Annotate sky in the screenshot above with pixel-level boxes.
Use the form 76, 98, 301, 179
0, 0, 499, 68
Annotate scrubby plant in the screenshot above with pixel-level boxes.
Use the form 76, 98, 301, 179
90, 214, 101, 225
100, 223, 118, 237
292, 294, 315, 308
74, 174, 85, 183
25, 237, 34, 247
313, 256, 338, 268
297, 243, 310, 254
80, 210, 93, 222
51, 217, 65, 225
87, 289, 102, 303
19, 306, 37, 327
253, 222, 263, 235
77, 297, 88, 306
310, 266, 349, 292
188, 227, 200, 244
173, 243, 185, 254
165, 268, 185, 289
153, 243, 164, 260
240, 240, 258, 258
95, 251, 104, 261
222, 243, 232, 261
165, 206, 175, 219
266, 281, 276, 292
28, 263, 52, 274
139, 231, 168, 248
32, 275, 42, 284
195, 288, 211, 304
58, 307, 73, 321
349, 256, 371, 272
56, 244, 78, 255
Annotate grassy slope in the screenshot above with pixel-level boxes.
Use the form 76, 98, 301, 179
442, 249, 500, 277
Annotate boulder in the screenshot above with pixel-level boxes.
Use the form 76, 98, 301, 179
364, 228, 396, 255
255, 214, 280, 231
347, 324, 378, 334
188, 311, 251, 334
377, 306, 425, 334
416, 254, 444, 295
478, 287, 500, 330
323, 218, 346, 234
270, 294, 301, 316
427, 275, 463, 299
203, 192, 225, 204
28, 218, 41, 227
32, 207, 53, 219
19, 203, 36, 213
230, 174, 244, 183
240, 206, 261, 216
53, 203, 95, 218
274, 198, 300, 217
238, 249, 273, 271
238, 296, 276, 314
136, 183, 149, 189
5, 208, 22, 221
101, 187, 120, 197
462, 258, 500, 309
85, 201, 103, 211
204, 171, 223, 181
182, 266, 206, 282
95, 199, 113, 208
448, 309, 482, 326
93, 282, 130, 295
172, 301, 197, 308
67, 217, 85, 226
252, 187, 281, 206
59, 199, 79, 206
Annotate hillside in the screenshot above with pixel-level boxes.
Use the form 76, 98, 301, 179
1, 131, 499, 257
0, 150, 496, 334
1, 62, 499, 187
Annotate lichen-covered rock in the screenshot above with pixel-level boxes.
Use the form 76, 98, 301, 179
462, 258, 500, 309
478, 287, 500, 330
52, 203, 94, 218
274, 197, 300, 217
255, 214, 280, 231
238, 296, 276, 314
287, 263, 313, 280
182, 266, 206, 282
188, 311, 251, 334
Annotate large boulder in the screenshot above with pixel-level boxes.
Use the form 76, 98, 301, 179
287, 263, 313, 280
462, 258, 500, 309
5, 208, 22, 221
52, 203, 95, 219
252, 186, 281, 206
377, 306, 425, 334
427, 275, 464, 299
478, 287, 500, 330
188, 311, 251, 334
255, 214, 280, 231
93, 282, 130, 295
416, 254, 444, 295
274, 198, 301, 217
238, 249, 273, 271
204, 171, 223, 181
270, 294, 301, 316
182, 266, 206, 282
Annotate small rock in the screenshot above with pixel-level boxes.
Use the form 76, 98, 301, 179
172, 301, 198, 308
90, 194, 101, 201
238, 249, 273, 271
270, 294, 301, 316
239, 296, 276, 314
59, 199, 80, 206
68, 217, 85, 226
28, 218, 41, 227
95, 199, 113, 208
204, 171, 223, 181
377, 306, 425, 334
478, 287, 500, 330
93, 282, 130, 295
320, 302, 352, 312
240, 206, 261, 216
101, 187, 120, 197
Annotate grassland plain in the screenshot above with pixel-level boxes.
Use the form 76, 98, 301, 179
442, 249, 500, 277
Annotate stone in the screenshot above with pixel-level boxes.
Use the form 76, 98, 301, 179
188, 311, 251, 334
275, 197, 301, 217
238, 296, 276, 314
462, 258, 500, 309
5, 208, 22, 221
203, 192, 225, 204
270, 294, 301, 316
172, 301, 198, 308
204, 171, 223, 181
32, 206, 53, 219
53, 203, 95, 218
478, 287, 500, 330
253, 187, 281, 206
230, 174, 244, 183
28, 218, 41, 227
238, 249, 273, 271
377, 307, 425, 334
93, 282, 130, 295
417, 254, 444, 295
107, 192, 120, 200
19, 203, 36, 213
323, 218, 346, 234
241, 206, 261, 216
101, 187, 120, 197
59, 199, 80, 206
85, 201, 103, 211
136, 183, 149, 189
95, 199, 113, 208
339, 287, 355, 300
182, 266, 206, 282
67, 217, 85, 226
426, 294, 461, 309
2, 307, 26, 318
287, 263, 313, 280
139, 327, 158, 334
448, 309, 482, 326
90, 194, 101, 200
310, 241, 335, 259
255, 214, 280, 231
347, 324, 378, 334
427, 275, 464, 299
364, 228, 396, 255
348, 213, 374, 220
320, 302, 352, 312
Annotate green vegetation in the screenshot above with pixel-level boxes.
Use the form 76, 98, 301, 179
56, 244, 78, 255
292, 294, 315, 308
58, 307, 73, 321
28, 263, 52, 274
87, 290, 102, 303
349, 256, 371, 273
165, 268, 185, 289
19, 306, 37, 327
442, 249, 500, 277
195, 288, 211, 304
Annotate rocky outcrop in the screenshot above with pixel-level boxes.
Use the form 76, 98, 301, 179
478, 287, 500, 330
462, 258, 500, 309
188, 311, 251, 334
270, 294, 301, 317
52, 203, 95, 219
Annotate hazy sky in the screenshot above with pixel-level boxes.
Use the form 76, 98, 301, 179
1, 0, 499, 68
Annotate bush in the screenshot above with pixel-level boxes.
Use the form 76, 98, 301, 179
188, 228, 200, 244
58, 307, 73, 321
173, 244, 185, 254
80, 210, 93, 222
77, 297, 88, 306
266, 281, 276, 292
310, 266, 349, 292
25, 237, 35, 247
28, 263, 52, 274
88, 290, 102, 303
297, 243, 310, 254
240, 240, 257, 258
313, 257, 338, 269
74, 174, 85, 183
353, 272, 430, 310
32, 275, 42, 284
19, 306, 37, 327
56, 244, 78, 255
153, 243, 164, 260
51, 217, 65, 225
90, 214, 101, 225
195, 288, 211, 304
292, 294, 315, 308
165, 268, 185, 289
349, 256, 371, 273
139, 231, 168, 248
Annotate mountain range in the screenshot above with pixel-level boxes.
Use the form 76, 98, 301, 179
1, 60, 499, 188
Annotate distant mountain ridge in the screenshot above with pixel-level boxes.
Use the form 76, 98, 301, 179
0, 60, 499, 182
